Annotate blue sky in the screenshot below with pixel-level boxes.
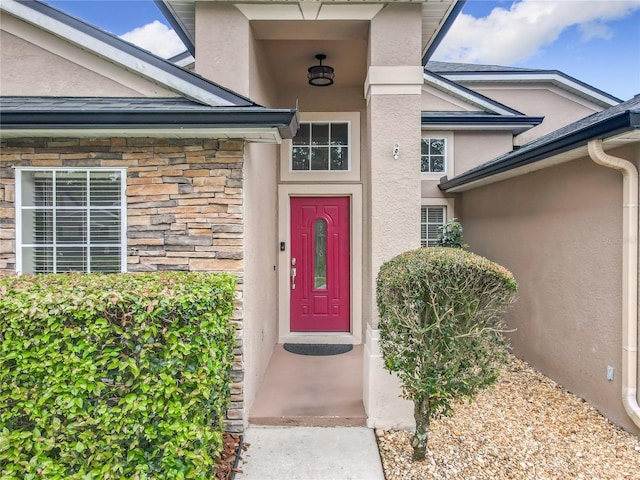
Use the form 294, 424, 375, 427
47, 0, 640, 100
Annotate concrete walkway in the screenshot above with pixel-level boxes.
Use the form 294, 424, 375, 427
235, 426, 385, 480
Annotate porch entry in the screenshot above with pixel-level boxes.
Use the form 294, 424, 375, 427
290, 196, 350, 332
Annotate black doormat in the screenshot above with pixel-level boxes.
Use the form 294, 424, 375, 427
283, 343, 353, 356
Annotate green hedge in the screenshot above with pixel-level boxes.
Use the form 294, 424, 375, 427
0, 272, 237, 479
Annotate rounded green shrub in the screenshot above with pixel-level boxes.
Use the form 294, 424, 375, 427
0, 272, 236, 479
377, 247, 517, 460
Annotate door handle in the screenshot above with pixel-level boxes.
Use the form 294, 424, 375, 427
291, 267, 297, 290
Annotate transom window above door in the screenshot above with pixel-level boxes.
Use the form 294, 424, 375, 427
292, 122, 350, 171
421, 137, 447, 173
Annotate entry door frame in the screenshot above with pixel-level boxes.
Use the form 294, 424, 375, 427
278, 184, 363, 345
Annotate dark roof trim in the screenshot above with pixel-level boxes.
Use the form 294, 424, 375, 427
168, 50, 194, 64
439, 110, 640, 191
423, 70, 526, 115
422, 113, 543, 125
422, 0, 467, 65
13, 0, 253, 107
154, 0, 195, 56
441, 69, 622, 104
422, 112, 543, 134
0, 108, 299, 139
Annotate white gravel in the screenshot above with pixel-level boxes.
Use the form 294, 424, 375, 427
377, 355, 640, 480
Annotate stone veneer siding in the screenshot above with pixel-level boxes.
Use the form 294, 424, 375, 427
0, 136, 246, 433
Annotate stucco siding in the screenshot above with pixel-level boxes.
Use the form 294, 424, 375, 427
421, 84, 477, 112
459, 151, 640, 435
368, 3, 422, 66
243, 143, 279, 418
0, 18, 177, 97
195, 2, 250, 97
249, 33, 278, 107
454, 131, 514, 175
469, 84, 602, 144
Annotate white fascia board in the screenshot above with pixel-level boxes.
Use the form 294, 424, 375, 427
0, 127, 282, 143
423, 72, 516, 116
442, 72, 619, 107
1, 0, 235, 107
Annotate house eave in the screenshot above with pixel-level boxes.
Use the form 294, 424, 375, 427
440, 111, 640, 192
0, 109, 299, 141
440, 71, 622, 108
421, 0, 466, 65
423, 70, 524, 116
0, 127, 287, 142
158, 0, 467, 66
422, 113, 543, 134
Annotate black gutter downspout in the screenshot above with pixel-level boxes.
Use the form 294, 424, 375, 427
422, 0, 467, 66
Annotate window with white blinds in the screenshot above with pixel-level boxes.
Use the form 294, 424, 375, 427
421, 206, 446, 247
17, 169, 126, 274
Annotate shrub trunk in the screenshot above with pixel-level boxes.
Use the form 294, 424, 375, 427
411, 396, 430, 461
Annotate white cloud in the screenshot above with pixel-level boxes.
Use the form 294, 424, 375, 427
120, 21, 185, 59
434, 0, 640, 64
578, 21, 613, 41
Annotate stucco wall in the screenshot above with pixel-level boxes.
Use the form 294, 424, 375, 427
458, 148, 640, 435
0, 18, 176, 97
243, 143, 279, 418
195, 3, 250, 98
363, 3, 423, 428
469, 84, 602, 144
421, 84, 475, 112
421, 130, 513, 198
453, 131, 514, 175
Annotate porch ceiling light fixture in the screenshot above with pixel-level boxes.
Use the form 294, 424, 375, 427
308, 54, 334, 87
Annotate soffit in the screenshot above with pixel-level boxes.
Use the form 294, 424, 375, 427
261, 39, 367, 88
164, 0, 456, 56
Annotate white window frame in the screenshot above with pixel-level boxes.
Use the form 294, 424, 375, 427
421, 198, 455, 247
421, 131, 453, 179
15, 167, 127, 275
280, 112, 361, 182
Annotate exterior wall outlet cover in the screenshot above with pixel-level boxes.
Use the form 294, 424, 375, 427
607, 365, 614, 381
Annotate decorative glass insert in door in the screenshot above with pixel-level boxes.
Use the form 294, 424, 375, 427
314, 218, 327, 289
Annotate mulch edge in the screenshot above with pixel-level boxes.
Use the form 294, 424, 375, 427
214, 433, 248, 480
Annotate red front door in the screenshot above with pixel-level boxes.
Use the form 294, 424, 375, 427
290, 197, 350, 332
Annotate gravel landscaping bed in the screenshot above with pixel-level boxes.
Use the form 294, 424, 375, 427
377, 355, 640, 480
